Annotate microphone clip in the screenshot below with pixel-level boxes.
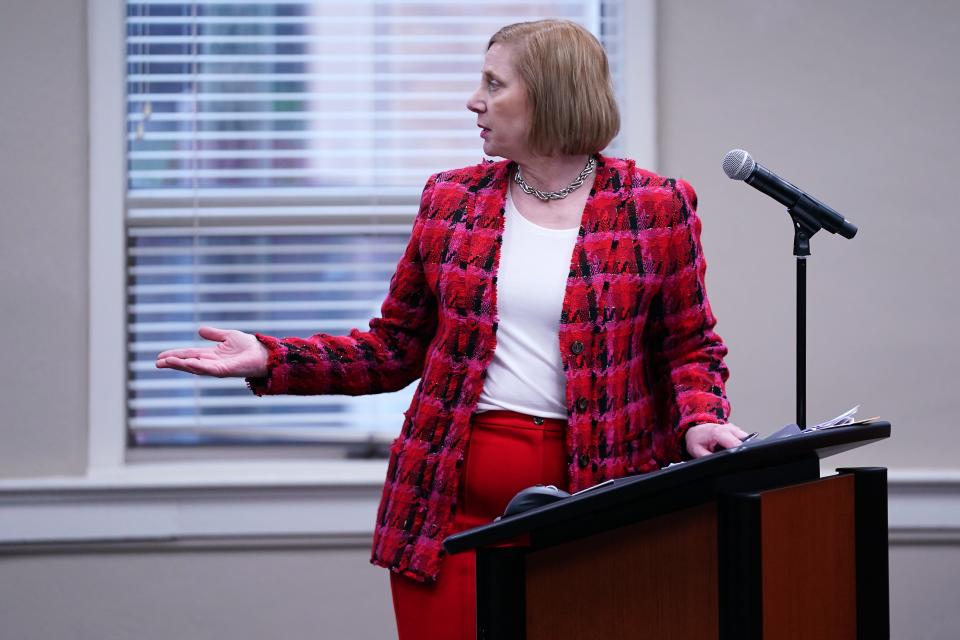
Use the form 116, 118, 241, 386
789, 194, 825, 257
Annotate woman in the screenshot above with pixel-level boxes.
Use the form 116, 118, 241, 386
156, 19, 747, 639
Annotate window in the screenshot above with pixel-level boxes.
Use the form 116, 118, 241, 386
126, 0, 625, 450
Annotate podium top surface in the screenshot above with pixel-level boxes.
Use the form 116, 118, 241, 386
443, 421, 890, 554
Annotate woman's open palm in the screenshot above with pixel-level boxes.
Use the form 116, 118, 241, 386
155, 326, 268, 378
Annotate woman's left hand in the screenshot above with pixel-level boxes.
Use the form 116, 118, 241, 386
684, 422, 751, 458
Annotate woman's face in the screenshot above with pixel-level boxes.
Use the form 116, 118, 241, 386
466, 43, 531, 160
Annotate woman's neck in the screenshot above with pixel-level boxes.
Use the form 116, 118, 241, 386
515, 153, 593, 193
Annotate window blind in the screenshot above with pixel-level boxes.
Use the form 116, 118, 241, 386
127, 0, 624, 448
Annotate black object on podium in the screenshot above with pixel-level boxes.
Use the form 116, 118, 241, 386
444, 422, 891, 640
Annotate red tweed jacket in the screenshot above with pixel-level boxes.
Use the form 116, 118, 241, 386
246, 154, 731, 583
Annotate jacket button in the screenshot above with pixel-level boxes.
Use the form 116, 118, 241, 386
576, 397, 588, 411
570, 340, 584, 355
429, 524, 440, 537
578, 453, 590, 468
532, 416, 544, 425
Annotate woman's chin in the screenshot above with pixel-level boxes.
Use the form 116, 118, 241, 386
483, 146, 511, 160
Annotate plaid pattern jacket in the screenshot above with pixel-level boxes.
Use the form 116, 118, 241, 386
246, 154, 731, 583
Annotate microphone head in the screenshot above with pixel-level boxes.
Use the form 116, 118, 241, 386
722, 149, 755, 180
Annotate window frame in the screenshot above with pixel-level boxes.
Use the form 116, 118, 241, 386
119, 0, 648, 452
90, 0, 657, 481
89, 0, 657, 488
87, 0, 657, 502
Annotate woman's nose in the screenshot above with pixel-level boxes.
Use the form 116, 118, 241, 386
466, 88, 484, 113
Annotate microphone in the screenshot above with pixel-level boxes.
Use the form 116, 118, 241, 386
722, 149, 857, 239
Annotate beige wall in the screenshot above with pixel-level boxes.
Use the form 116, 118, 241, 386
1, 1, 958, 639
0, 0, 88, 477
0, 546, 395, 640
656, 0, 960, 470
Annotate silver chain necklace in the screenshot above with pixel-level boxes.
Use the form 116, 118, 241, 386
514, 156, 597, 201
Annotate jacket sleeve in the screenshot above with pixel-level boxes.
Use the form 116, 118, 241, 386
245, 174, 440, 397
655, 178, 731, 441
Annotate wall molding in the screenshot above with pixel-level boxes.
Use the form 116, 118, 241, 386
0, 534, 374, 556
1, 468, 957, 553
887, 471, 960, 544
0, 483, 382, 553
0, 461, 386, 552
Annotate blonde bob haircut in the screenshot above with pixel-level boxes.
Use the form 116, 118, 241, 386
488, 19, 620, 157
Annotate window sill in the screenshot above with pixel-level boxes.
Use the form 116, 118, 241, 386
0, 459, 388, 492
0, 459, 388, 547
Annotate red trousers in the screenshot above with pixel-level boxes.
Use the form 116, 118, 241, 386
389, 410, 569, 640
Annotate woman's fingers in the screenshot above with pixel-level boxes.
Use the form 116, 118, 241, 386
198, 326, 231, 342
157, 328, 228, 360
687, 441, 712, 458
180, 358, 221, 377
728, 424, 751, 440
156, 356, 193, 372
156, 356, 222, 377
714, 429, 745, 450
156, 347, 215, 360
684, 422, 755, 458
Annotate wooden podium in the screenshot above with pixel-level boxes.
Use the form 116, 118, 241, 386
444, 422, 890, 640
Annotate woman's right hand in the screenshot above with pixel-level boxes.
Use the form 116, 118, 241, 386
155, 326, 269, 378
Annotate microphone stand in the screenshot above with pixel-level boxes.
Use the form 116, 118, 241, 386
788, 195, 825, 430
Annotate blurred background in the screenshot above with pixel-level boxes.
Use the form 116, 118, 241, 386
1, 0, 957, 638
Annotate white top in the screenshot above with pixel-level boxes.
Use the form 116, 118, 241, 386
475, 186, 581, 419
